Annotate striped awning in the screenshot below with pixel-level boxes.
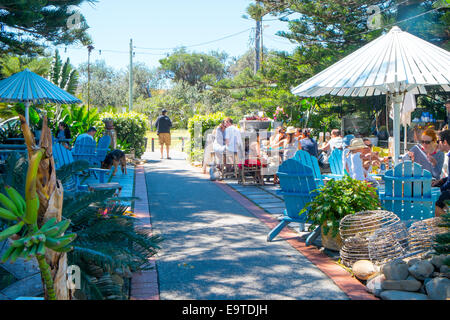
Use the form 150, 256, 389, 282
291, 26, 450, 97
0, 68, 82, 104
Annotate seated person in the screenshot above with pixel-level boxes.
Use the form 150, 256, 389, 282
361, 137, 386, 172
403, 128, 444, 180
320, 129, 343, 154
283, 126, 300, 161
239, 131, 267, 184
75, 126, 97, 143
269, 126, 286, 149
299, 129, 318, 158
433, 130, 450, 216
56, 122, 72, 150
344, 138, 370, 182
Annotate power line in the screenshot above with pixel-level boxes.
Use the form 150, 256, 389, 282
135, 28, 252, 51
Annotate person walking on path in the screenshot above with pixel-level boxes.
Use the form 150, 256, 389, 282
155, 109, 173, 159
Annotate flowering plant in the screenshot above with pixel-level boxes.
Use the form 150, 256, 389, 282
273, 106, 289, 123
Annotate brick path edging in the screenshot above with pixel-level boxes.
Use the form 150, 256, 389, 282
213, 180, 378, 301
130, 165, 160, 300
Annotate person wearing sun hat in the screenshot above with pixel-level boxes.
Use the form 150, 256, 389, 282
283, 126, 301, 161
344, 138, 369, 181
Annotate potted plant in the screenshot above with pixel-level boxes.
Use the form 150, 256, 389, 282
300, 176, 380, 251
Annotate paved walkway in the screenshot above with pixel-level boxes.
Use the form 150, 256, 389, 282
141, 151, 350, 300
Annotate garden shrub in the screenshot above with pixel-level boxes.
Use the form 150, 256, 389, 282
95, 111, 149, 158
187, 112, 226, 162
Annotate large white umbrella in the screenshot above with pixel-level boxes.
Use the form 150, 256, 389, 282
292, 26, 450, 163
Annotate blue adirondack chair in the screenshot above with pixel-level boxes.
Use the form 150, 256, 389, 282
72, 135, 97, 165
267, 158, 319, 242
94, 135, 111, 166
54, 143, 109, 188
292, 150, 324, 186
53, 143, 84, 192
379, 160, 440, 223
327, 148, 346, 180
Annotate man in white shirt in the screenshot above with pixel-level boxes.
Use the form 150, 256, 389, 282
224, 117, 243, 164
320, 129, 343, 154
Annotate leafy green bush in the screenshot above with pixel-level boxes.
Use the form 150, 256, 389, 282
95, 111, 149, 158
187, 112, 226, 162
300, 176, 380, 237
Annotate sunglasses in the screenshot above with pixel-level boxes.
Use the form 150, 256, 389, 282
421, 140, 433, 145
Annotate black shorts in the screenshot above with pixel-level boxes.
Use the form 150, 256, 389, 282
436, 190, 450, 209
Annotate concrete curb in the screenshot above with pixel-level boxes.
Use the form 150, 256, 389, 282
130, 165, 160, 300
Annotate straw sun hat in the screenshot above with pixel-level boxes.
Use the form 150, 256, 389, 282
286, 126, 296, 134
347, 138, 369, 150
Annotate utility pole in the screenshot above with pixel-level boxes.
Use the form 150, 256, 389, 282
261, 24, 264, 69
87, 44, 94, 126
129, 38, 133, 111
255, 18, 261, 74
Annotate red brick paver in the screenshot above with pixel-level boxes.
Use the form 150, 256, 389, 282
130, 165, 160, 300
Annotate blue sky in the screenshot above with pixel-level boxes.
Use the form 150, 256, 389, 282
56, 0, 298, 71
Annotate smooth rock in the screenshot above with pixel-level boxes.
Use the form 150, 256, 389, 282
380, 290, 429, 300
431, 255, 448, 269
352, 260, 378, 280
366, 274, 385, 297
381, 279, 422, 292
407, 258, 421, 267
440, 265, 450, 274
382, 259, 409, 280
419, 284, 427, 294
425, 277, 450, 300
409, 260, 435, 280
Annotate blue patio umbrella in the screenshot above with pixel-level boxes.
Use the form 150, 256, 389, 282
0, 68, 82, 124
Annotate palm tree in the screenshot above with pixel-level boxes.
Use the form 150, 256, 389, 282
0, 55, 52, 79
245, 2, 270, 73
51, 50, 79, 95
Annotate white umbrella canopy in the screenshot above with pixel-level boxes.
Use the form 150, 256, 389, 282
291, 26, 450, 163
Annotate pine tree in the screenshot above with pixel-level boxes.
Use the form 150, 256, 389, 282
0, 0, 93, 56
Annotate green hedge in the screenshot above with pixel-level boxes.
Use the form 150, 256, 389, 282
94, 111, 149, 158
187, 112, 226, 162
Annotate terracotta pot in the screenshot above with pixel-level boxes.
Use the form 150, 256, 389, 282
321, 225, 343, 251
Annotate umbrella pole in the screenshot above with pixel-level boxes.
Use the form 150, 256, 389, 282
393, 92, 405, 165
404, 125, 407, 154
25, 102, 30, 125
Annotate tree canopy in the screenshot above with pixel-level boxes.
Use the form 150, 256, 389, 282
0, 0, 94, 56
158, 49, 226, 89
